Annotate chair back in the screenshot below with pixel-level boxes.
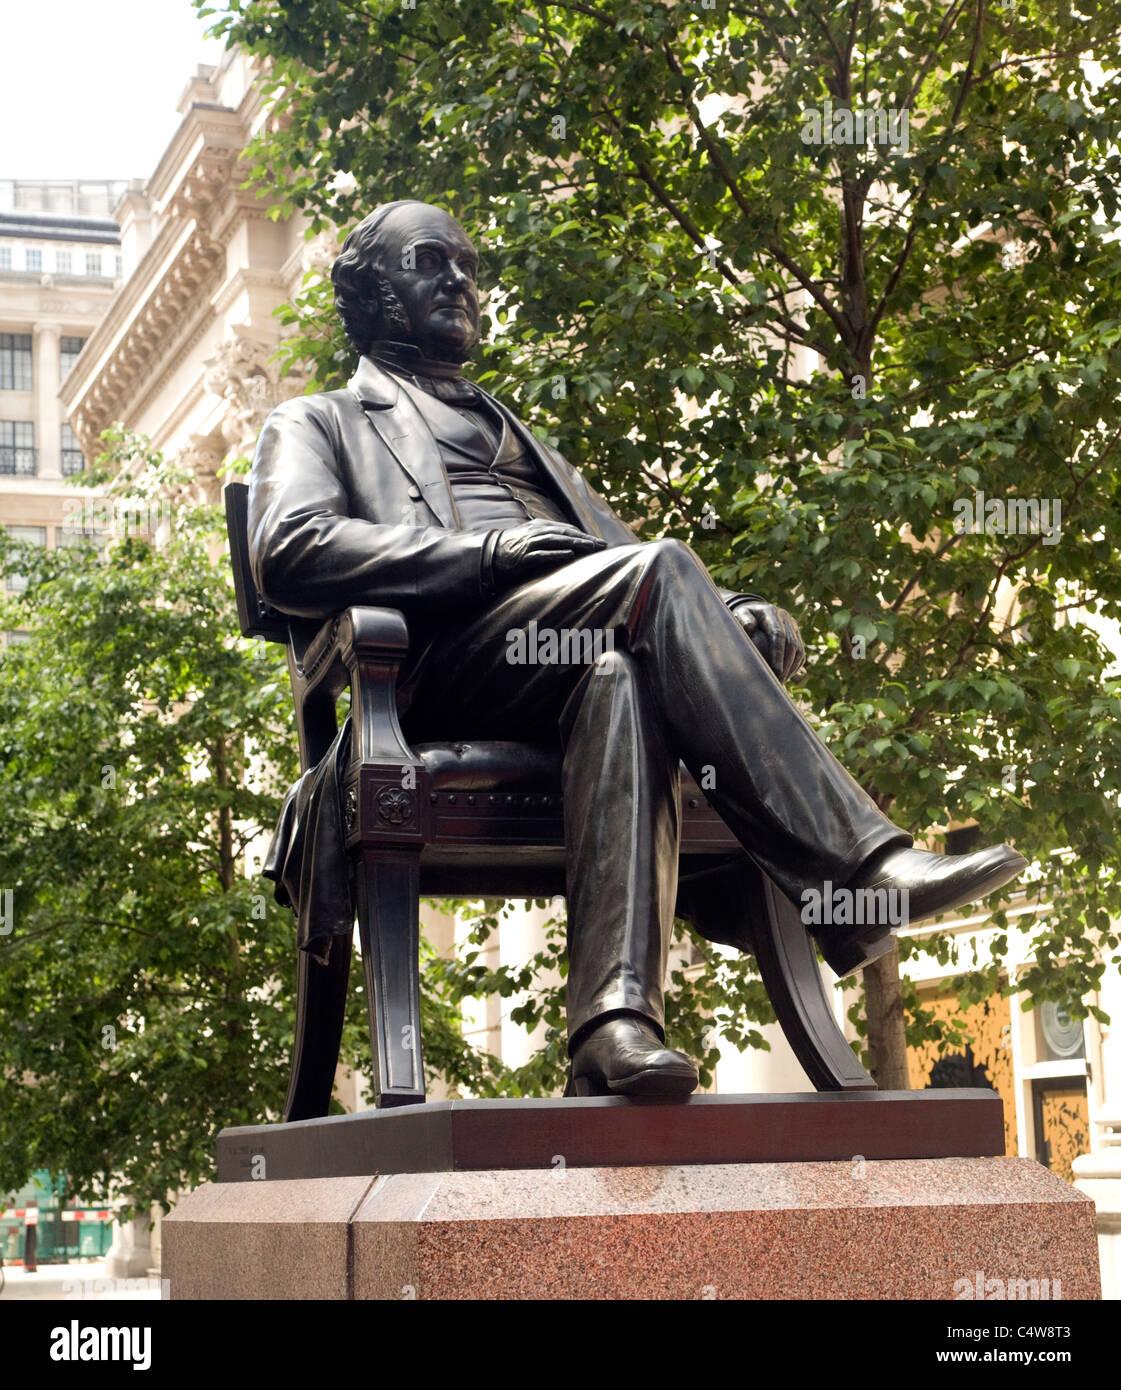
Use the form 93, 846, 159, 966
223, 481, 290, 643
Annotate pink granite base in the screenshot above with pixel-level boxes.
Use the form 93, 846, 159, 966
163, 1157, 1100, 1300
162, 1174, 372, 1301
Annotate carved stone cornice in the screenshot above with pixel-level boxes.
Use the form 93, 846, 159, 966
165, 150, 238, 226
66, 223, 226, 458
60, 105, 247, 456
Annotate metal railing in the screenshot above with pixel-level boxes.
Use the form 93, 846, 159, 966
60, 449, 84, 477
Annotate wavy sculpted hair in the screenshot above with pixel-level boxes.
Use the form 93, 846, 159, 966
331, 200, 432, 358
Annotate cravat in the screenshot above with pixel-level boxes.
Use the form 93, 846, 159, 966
370, 344, 482, 406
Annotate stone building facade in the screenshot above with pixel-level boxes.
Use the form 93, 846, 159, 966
0, 179, 124, 633
61, 51, 318, 500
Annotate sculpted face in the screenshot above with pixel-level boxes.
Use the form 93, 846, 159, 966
370, 204, 480, 362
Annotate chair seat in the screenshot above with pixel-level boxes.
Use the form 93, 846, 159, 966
413, 740, 706, 797
414, 741, 562, 791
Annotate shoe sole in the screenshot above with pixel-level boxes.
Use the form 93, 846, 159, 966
569, 1066, 699, 1098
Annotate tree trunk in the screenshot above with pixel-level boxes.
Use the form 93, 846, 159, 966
864, 946, 910, 1089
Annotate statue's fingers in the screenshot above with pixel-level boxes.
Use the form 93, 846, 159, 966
520, 545, 582, 570
525, 527, 597, 550
781, 613, 805, 681
763, 611, 787, 680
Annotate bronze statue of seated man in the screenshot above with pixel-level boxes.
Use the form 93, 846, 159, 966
249, 200, 1025, 1097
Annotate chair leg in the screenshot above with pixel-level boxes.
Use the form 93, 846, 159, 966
753, 874, 876, 1091
283, 934, 352, 1123
355, 847, 426, 1107
679, 858, 875, 1091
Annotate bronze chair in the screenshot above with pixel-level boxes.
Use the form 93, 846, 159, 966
225, 481, 874, 1116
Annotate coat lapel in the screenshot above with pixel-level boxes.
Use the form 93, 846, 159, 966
348, 358, 458, 529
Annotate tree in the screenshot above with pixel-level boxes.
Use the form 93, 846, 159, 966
0, 440, 300, 1212
199, 0, 1121, 1083
0, 441, 509, 1209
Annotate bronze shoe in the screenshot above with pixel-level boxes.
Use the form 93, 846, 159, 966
567, 1015, 699, 1097
816, 843, 1028, 976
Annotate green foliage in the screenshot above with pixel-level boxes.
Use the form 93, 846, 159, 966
0, 436, 299, 1212
197, 0, 1121, 1063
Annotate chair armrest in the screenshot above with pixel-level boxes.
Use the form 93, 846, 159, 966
295, 607, 421, 780
299, 606, 410, 701
291, 607, 417, 776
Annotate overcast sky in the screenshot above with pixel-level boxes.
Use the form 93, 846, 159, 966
3, 0, 225, 183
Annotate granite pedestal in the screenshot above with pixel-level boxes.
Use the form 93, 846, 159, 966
163, 1092, 1101, 1300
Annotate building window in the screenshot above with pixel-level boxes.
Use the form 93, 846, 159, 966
0, 421, 36, 476
55, 249, 72, 274
0, 333, 33, 391
60, 336, 85, 379
0, 247, 11, 270
3, 524, 46, 591
60, 423, 84, 476
26, 248, 42, 272
84, 252, 102, 277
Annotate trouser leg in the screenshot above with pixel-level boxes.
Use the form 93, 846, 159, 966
557, 648, 681, 1048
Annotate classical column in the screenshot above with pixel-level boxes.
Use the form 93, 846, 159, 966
1073, 961, 1121, 1298
34, 323, 61, 480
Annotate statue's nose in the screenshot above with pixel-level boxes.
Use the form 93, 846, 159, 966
442, 261, 473, 293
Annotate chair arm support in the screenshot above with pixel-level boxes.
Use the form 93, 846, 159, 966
300, 607, 409, 698
303, 607, 420, 775
291, 607, 418, 777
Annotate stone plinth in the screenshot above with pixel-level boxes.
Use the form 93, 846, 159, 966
214, 1090, 1005, 1180
162, 1175, 372, 1301
163, 1156, 1100, 1300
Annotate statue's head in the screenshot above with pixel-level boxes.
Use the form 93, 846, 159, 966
332, 200, 480, 364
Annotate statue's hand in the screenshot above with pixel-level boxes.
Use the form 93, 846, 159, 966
731, 601, 806, 684
492, 520, 606, 584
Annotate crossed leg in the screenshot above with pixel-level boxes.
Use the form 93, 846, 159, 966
402, 537, 910, 1048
